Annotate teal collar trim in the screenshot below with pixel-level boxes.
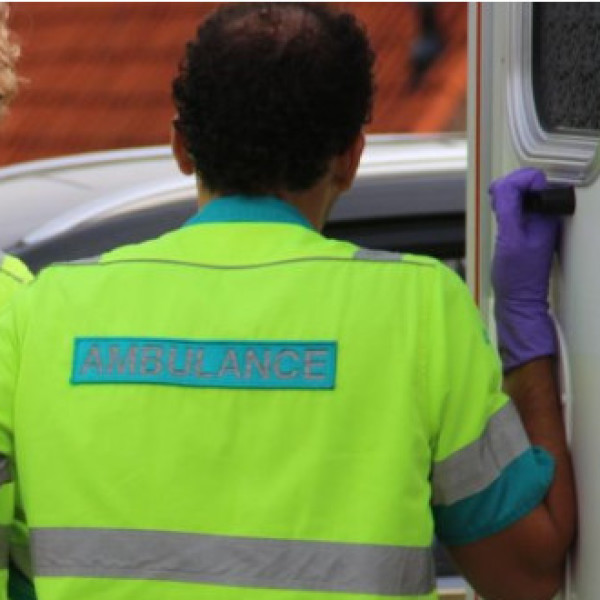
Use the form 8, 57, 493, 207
183, 195, 315, 230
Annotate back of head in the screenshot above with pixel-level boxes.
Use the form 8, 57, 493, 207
172, 3, 374, 196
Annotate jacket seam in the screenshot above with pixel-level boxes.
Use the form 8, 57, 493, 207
54, 256, 436, 271
0, 268, 25, 284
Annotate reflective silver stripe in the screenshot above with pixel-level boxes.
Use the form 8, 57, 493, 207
354, 248, 404, 262
353, 249, 434, 268
0, 455, 12, 486
32, 528, 435, 596
432, 401, 530, 505
61, 256, 101, 266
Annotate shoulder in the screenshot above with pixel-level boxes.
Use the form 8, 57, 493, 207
0, 254, 33, 284
0, 255, 33, 310
34, 233, 170, 279
353, 248, 458, 279
353, 248, 437, 267
353, 248, 466, 292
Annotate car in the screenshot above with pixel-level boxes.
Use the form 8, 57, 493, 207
0, 134, 466, 273
0, 133, 467, 597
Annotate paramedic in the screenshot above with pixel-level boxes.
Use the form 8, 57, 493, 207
0, 6, 35, 600
0, 4, 574, 600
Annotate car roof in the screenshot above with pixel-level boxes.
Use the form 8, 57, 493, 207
0, 134, 465, 251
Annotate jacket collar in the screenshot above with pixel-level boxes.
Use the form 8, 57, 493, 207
183, 195, 315, 230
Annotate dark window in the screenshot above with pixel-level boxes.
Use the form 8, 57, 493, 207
532, 3, 600, 134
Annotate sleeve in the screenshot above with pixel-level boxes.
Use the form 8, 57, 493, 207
427, 266, 555, 546
0, 305, 19, 598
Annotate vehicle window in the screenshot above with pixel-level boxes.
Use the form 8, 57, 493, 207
507, 3, 600, 184
532, 3, 600, 134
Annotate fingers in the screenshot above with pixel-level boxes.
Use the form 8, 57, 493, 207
525, 212, 561, 249
489, 168, 548, 238
489, 167, 546, 193
489, 168, 547, 210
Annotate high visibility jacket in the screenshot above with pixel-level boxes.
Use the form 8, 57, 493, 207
0, 196, 553, 600
0, 254, 31, 310
0, 254, 34, 600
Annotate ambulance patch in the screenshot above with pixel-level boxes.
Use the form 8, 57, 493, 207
72, 338, 337, 389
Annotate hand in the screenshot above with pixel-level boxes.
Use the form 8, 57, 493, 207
490, 168, 560, 371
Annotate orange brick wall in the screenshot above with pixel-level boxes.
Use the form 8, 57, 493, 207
0, 2, 466, 166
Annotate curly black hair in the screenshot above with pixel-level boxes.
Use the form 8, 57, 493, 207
172, 3, 374, 195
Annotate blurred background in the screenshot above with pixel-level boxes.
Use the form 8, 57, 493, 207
0, 2, 467, 166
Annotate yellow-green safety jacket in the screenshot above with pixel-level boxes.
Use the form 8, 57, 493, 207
0, 196, 554, 600
0, 254, 34, 600
0, 254, 31, 310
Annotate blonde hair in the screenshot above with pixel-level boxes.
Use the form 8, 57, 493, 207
0, 3, 19, 119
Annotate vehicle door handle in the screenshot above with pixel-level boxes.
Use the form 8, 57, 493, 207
523, 187, 576, 216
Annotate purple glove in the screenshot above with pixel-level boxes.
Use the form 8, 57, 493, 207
490, 168, 560, 372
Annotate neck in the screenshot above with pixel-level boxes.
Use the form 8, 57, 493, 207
197, 180, 338, 231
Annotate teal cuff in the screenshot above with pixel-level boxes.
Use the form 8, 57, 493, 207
433, 447, 555, 546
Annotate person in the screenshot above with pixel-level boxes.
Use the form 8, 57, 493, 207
0, 5, 35, 600
0, 2, 33, 309
0, 253, 31, 308
0, 4, 574, 600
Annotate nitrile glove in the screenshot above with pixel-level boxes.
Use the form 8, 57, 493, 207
490, 168, 560, 372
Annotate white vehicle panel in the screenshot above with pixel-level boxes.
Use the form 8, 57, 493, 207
470, 4, 600, 599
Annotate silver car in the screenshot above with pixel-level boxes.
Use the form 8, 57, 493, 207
0, 134, 466, 273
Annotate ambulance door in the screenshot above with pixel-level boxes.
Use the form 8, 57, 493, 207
468, 4, 600, 599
